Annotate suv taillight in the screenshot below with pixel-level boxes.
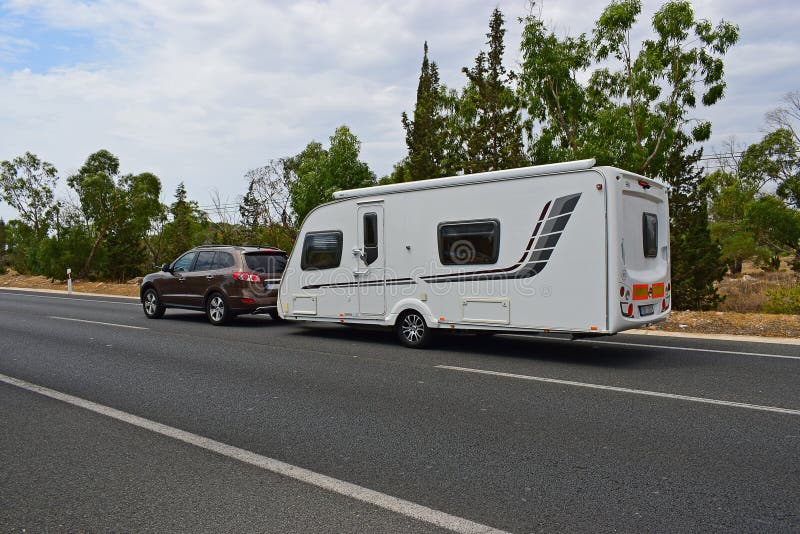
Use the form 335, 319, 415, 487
233, 272, 262, 283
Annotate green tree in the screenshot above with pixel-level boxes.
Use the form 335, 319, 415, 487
519, 0, 739, 176
401, 42, 452, 181
458, 8, 526, 174
0, 152, 60, 239
33, 206, 93, 280
4, 219, 35, 272
706, 127, 800, 271
664, 136, 726, 309
68, 150, 162, 278
744, 196, 800, 269
0, 218, 7, 272
240, 157, 298, 233
161, 182, 208, 260
704, 167, 758, 273
290, 126, 376, 223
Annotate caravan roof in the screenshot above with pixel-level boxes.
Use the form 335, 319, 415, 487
333, 159, 597, 200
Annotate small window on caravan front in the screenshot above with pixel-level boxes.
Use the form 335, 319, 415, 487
438, 220, 500, 265
643, 213, 658, 258
301, 231, 343, 270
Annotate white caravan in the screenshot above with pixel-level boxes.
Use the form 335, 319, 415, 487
278, 159, 670, 347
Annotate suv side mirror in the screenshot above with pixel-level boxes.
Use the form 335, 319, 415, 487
161, 263, 172, 273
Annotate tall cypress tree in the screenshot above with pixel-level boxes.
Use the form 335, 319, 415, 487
664, 135, 726, 310
459, 8, 526, 174
401, 42, 448, 181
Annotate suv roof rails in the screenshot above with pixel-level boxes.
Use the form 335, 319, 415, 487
248, 245, 285, 252
193, 244, 241, 249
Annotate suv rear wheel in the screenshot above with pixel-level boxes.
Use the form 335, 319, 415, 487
206, 292, 231, 326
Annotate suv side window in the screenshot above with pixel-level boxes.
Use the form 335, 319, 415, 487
212, 251, 236, 270
172, 252, 197, 272
193, 251, 216, 271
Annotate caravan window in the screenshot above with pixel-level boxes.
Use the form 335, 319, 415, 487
301, 231, 343, 270
438, 220, 500, 265
363, 212, 378, 265
643, 213, 658, 258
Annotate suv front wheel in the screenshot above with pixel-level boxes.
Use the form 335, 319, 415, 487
206, 292, 231, 326
142, 288, 166, 319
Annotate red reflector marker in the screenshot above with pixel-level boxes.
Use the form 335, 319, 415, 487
651, 283, 665, 298
241, 298, 255, 304
637, 179, 651, 189
632, 284, 649, 300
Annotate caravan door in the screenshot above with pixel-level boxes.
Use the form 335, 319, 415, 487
356, 204, 385, 316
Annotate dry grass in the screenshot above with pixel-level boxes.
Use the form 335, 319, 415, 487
646, 310, 800, 337
717, 260, 799, 313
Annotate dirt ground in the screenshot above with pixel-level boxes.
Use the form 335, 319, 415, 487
1, 269, 798, 338
0, 270, 141, 297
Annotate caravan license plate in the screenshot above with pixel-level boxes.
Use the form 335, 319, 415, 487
639, 304, 655, 316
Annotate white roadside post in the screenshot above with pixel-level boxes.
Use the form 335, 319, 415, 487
67, 268, 72, 295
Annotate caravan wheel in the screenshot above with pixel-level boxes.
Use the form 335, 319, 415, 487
396, 310, 433, 348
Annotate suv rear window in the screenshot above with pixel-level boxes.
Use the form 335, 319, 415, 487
244, 253, 287, 274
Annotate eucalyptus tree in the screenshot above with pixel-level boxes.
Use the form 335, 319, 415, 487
519, 0, 739, 177
68, 150, 162, 278
290, 126, 376, 224
0, 152, 60, 239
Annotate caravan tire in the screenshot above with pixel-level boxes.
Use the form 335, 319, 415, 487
396, 310, 433, 348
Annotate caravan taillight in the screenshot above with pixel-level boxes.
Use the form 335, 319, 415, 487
637, 179, 651, 189
620, 303, 634, 317
619, 286, 625, 298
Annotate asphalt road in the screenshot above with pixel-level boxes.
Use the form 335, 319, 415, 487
1, 288, 798, 533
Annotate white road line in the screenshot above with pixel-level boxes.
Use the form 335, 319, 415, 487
49, 316, 148, 330
436, 365, 800, 417
0, 373, 507, 534
527, 334, 800, 361
0, 291, 141, 306
575, 339, 800, 361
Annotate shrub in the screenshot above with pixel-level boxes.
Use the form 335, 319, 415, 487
762, 285, 800, 314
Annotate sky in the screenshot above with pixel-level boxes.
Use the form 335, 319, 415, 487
1, 0, 798, 221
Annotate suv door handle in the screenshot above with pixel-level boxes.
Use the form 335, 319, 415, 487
206, 275, 214, 280
177, 277, 185, 282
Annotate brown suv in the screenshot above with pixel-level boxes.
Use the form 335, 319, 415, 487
140, 245, 287, 325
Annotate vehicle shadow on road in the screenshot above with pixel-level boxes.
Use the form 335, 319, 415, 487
159, 313, 281, 328
290, 325, 673, 369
